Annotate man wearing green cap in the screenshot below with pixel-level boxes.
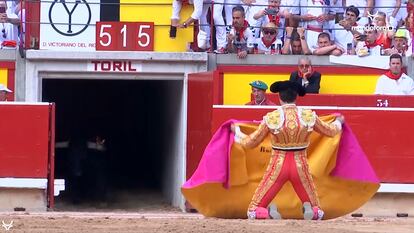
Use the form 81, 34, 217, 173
245, 80, 276, 105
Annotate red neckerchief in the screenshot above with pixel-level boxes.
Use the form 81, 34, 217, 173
267, 10, 280, 26
262, 37, 276, 48
181, 0, 189, 5
384, 71, 403, 80
298, 70, 314, 79
234, 20, 249, 41
365, 36, 383, 48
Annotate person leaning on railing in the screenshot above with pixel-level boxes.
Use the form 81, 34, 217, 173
312, 32, 343, 56
281, 26, 311, 55
226, 5, 255, 59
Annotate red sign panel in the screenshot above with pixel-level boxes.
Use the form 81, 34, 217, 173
95, 21, 154, 51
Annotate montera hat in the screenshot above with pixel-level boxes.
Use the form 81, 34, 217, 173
270, 80, 306, 96
249, 80, 268, 90
0, 84, 12, 93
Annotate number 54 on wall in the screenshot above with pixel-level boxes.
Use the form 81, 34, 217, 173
96, 22, 154, 51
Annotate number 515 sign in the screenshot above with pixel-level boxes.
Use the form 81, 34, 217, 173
96, 22, 154, 51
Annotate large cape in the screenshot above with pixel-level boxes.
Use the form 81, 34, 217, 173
182, 115, 380, 219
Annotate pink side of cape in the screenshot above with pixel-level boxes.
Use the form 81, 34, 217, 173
182, 120, 379, 189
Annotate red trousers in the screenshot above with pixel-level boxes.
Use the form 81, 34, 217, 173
248, 150, 320, 217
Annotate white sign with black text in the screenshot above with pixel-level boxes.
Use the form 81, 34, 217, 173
40, 0, 100, 51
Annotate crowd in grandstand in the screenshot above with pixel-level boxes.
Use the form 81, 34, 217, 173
0, 0, 23, 48
171, 0, 414, 59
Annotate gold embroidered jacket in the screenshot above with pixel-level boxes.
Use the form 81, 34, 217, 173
237, 104, 342, 150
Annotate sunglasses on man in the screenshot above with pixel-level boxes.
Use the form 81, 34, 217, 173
263, 30, 276, 35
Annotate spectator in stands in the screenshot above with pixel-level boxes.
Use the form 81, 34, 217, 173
332, 0, 345, 23
255, 22, 282, 54
0, 83, 12, 101
290, 0, 335, 50
213, 0, 241, 53
343, 0, 373, 25
238, 0, 268, 38
227, 5, 255, 59
245, 80, 275, 105
282, 27, 311, 55
171, 0, 212, 50
312, 32, 343, 55
384, 28, 412, 56
252, 0, 289, 39
375, 54, 414, 95
354, 25, 387, 56
0, 0, 18, 44
396, 0, 408, 27
374, 0, 401, 28
373, 12, 395, 45
289, 56, 321, 94
332, 6, 362, 54
282, 0, 300, 27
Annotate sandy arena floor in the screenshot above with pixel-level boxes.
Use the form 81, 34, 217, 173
0, 211, 413, 233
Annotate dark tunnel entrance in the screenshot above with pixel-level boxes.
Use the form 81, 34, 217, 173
42, 78, 183, 211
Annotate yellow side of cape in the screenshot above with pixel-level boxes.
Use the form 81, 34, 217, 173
182, 116, 379, 219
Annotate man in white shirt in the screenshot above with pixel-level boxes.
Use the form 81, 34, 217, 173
212, 0, 242, 52
374, 0, 401, 19
252, 0, 289, 39
227, 5, 255, 58
254, 22, 283, 53
291, 0, 335, 50
374, 54, 414, 95
343, 0, 374, 25
332, 6, 363, 53
312, 32, 343, 55
0, 0, 18, 43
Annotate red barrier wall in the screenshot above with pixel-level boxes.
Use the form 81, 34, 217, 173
211, 105, 414, 183
0, 104, 52, 178
187, 71, 414, 184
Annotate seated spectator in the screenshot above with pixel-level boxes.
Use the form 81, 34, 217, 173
373, 11, 395, 47
354, 25, 388, 56
374, 0, 401, 29
0, 0, 18, 44
291, 0, 335, 50
289, 56, 321, 94
312, 32, 343, 56
254, 22, 282, 54
332, 6, 362, 53
227, 5, 255, 59
252, 0, 289, 39
343, 0, 373, 25
240, 0, 268, 38
384, 28, 412, 56
374, 54, 414, 95
212, 0, 241, 53
0, 83, 12, 101
282, 27, 311, 55
245, 80, 275, 105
